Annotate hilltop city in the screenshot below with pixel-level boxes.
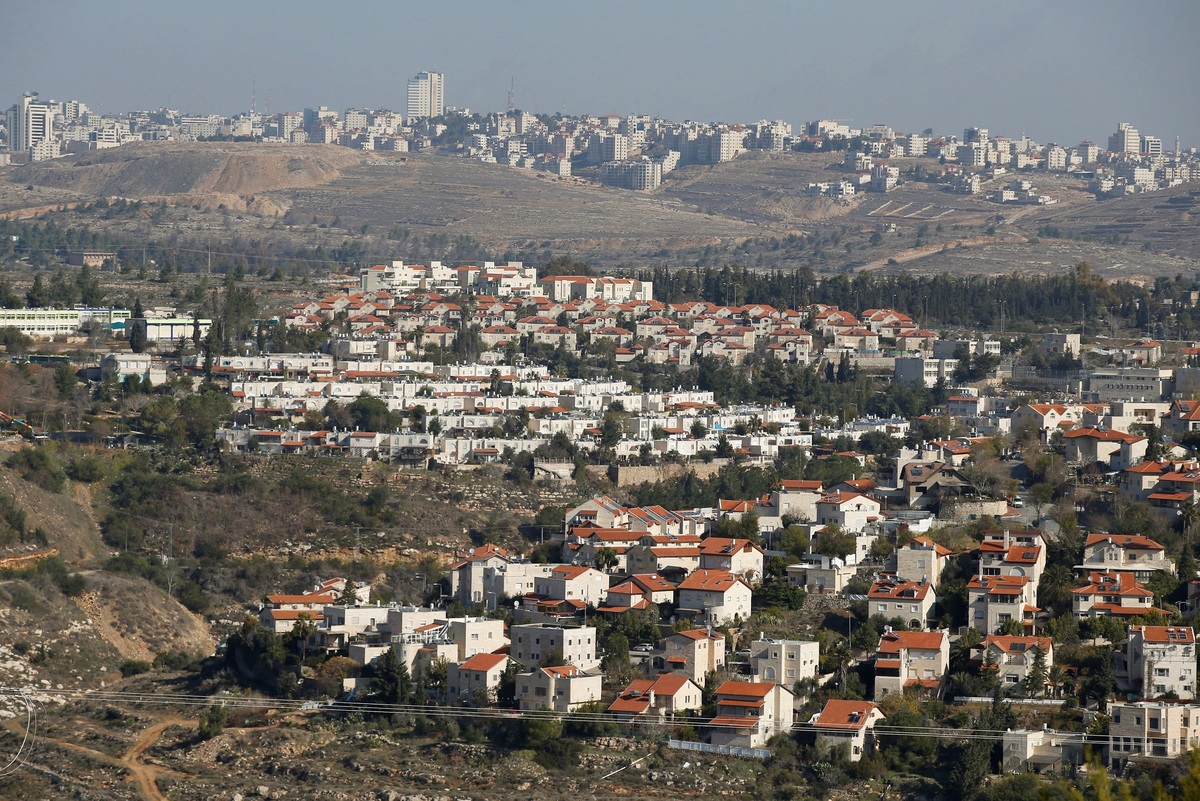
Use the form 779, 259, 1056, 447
1, 71, 1200, 801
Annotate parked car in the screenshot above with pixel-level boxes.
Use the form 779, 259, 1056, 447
1011, 497, 1024, 508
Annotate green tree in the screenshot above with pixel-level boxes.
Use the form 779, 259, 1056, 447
197, 704, 227, 740
53, 362, 78, 400
368, 647, 412, 705
595, 546, 619, 573
1023, 646, 1048, 697
129, 298, 147, 353
813, 524, 856, 558
178, 391, 232, 450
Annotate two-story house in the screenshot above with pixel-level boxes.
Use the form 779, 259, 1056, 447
981, 635, 1054, 691
873, 629, 950, 701
867, 577, 936, 629
1123, 625, 1196, 700
1078, 534, 1172, 582
516, 664, 603, 713
676, 569, 754, 625
1073, 571, 1156, 619
708, 681, 795, 749
809, 699, 886, 762
656, 628, 726, 684
968, 575, 1037, 634
607, 673, 704, 720
747, 637, 820, 687
894, 537, 954, 587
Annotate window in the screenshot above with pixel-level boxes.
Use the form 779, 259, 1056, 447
1155, 668, 1170, 676
879, 604, 888, 612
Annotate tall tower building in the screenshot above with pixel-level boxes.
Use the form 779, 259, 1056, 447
1108, 122, 1140, 154
406, 71, 444, 121
6, 93, 56, 153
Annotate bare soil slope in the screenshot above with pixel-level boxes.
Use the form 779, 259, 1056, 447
3, 142, 363, 205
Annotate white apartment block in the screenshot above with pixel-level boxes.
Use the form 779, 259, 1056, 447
407, 71, 444, 120
1110, 701, 1200, 769
1124, 626, 1196, 700
508, 623, 599, 671
747, 638, 819, 686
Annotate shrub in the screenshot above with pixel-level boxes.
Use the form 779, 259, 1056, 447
119, 659, 152, 677
6, 447, 67, 493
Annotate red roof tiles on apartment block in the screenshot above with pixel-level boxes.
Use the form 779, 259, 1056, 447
455, 652, 510, 672
1072, 571, 1154, 597
876, 630, 946, 654
678, 570, 747, 592
673, 629, 725, 642
982, 635, 1052, 654
714, 681, 774, 699
1084, 533, 1165, 551
868, 579, 931, 600
814, 700, 883, 730
1129, 625, 1195, 644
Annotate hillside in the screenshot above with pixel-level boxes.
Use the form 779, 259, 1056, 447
1, 142, 1197, 275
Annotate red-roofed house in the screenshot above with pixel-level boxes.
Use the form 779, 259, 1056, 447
968, 575, 1037, 634
708, 681, 795, 748
659, 628, 726, 684
981, 636, 1054, 691
677, 569, 753, 625
449, 544, 511, 605
516, 664, 602, 713
447, 653, 512, 704
894, 537, 954, 587
699, 537, 765, 584
815, 490, 882, 532
1063, 427, 1147, 469
868, 578, 936, 628
1080, 534, 1172, 581
979, 529, 1048, 597
533, 564, 608, 607
1073, 572, 1155, 618
809, 700, 885, 761
873, 629, 950, 700
607, 674, 704, 720
1124, 625, 1196, 699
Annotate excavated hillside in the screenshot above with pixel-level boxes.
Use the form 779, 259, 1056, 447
3, 142, 365, 213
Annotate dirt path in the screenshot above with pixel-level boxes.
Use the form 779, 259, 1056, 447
856, 234, 1028, 272
3, 715, 195, 801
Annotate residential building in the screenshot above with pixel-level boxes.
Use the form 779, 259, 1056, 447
1073, 571, 1156, 618
608, 674, 704, 719
407, 71, 444, 120
867, 578, 936, 628
1109, 700, 1200, 769
747, 637, 819, 687
978, 529, 1047, 597
982, 635, 1054, 690
785, 553, 857, 594
709, 681, 795, 749
1123, 626, 1196, 700
967, 575, 1037, 634
508, 623, 599, 671
658, 628, 725, 684
894, 536, 953, 587
447, 653, 511, 703
676, 569, 754, 625
698, 537, 765, 583
815, 490, 882, 532
809, 699, 885, 761
6, 93, 56, 156
873, 629, 950, 701
1078, 534, 1172, 581
516, 664, 602, 713
533, 564, 608, 607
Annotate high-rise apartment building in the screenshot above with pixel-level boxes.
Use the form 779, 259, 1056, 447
6, 93, 56, 154
406, 71, 444, 121
1108, 122, 1140, 154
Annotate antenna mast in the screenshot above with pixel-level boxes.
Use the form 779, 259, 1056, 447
507, 77, 516, 114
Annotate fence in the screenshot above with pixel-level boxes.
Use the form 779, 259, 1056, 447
667, 739, 771, 760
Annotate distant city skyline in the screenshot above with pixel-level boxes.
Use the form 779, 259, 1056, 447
2, 1, 1198, 147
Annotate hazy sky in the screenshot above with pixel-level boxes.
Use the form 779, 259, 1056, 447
4, 0, 1198, 146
